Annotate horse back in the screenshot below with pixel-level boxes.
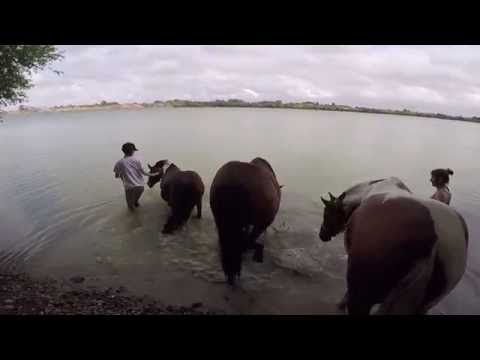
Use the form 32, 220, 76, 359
348, 194, 436, 255
161, 165, 204, 203
178, 170, 205, 195
212, 161, 277, 193
210, 161, 280, 226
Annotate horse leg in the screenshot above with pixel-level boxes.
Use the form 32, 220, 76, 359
162, 203, 182, 234
227, 273, 236, 287
162, 212, 177, 234
345, 286, 374, 315
249, 226, 267, 263
375, 255, 436, 315
196, 198, 202, 219
240, 225, 253, 250
346, 269, 375, 315
347, 297, 374, 315
337, 291, 349, 313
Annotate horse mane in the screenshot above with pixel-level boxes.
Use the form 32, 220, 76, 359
251, 157, 276, 177
344, 177, 408, 197
165, 163, 179, 173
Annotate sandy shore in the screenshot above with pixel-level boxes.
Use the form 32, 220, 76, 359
0, 272, 218, 315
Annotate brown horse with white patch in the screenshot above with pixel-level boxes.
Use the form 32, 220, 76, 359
147, 160, 205, 234
319, 177, 468, 315
210, 157, 283, 286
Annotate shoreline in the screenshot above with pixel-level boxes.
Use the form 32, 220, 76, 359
6, 100, 480, 125
0, 272, 218, 315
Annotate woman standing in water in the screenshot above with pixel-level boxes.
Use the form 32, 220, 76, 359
430, 168, 454, 205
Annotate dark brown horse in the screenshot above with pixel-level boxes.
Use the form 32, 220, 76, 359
210, 157, 283, 286
319, 177, 468, 315
147, 160, 205, 234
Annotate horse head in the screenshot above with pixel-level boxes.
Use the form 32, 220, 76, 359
319, 191, 347, 242
147, 159, 169, 188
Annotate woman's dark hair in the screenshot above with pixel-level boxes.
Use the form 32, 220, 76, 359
431, 168, 454, 185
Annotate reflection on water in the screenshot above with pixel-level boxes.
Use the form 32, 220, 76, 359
0, 108, 479, 314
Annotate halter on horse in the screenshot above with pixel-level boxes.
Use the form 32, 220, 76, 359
319, 177, 468, 315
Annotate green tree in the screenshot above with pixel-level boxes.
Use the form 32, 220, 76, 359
0, 45, 63, 107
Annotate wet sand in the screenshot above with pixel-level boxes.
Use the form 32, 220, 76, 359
0, 272, 217, 315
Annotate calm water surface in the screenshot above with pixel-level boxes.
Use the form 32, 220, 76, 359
1, 107, 479, 314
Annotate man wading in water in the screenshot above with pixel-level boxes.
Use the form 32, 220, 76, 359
114, 142, 160, 211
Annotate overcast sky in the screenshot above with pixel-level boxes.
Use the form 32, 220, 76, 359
18, 45, 480, 116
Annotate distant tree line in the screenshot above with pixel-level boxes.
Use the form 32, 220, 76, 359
21, 98, 480, 124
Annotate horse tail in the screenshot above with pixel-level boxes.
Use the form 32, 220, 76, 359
216, 221, 248, 286
211, 185, 249, 286
376, 242, 438, 315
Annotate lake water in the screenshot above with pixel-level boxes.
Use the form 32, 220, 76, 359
1, 107, 479, 314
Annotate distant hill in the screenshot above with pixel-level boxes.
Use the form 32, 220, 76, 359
7, 99, 480, 124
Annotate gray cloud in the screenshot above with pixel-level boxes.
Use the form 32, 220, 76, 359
18, 45, 480, 116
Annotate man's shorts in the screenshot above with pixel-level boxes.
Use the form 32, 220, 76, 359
125, 186, 144, 210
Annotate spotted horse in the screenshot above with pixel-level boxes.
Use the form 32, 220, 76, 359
319, 177, 468, 315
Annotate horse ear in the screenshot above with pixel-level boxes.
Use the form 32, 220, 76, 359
328, 192, 336, 201
148, 164, 153, 170
321, 197, 328, 206
338, 192, 346, 202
